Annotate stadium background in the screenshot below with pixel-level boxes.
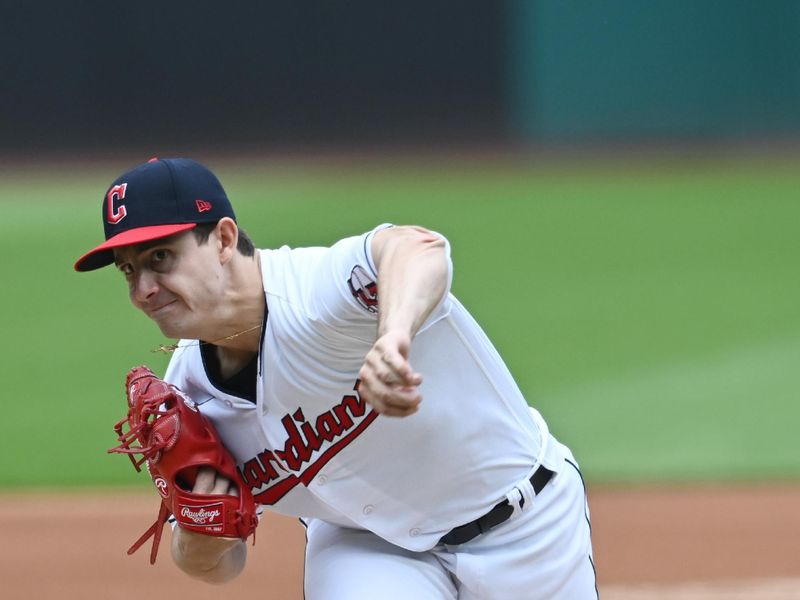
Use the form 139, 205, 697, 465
1, 2, 798, 598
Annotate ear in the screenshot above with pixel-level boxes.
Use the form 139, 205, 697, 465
215, 217, 239, 265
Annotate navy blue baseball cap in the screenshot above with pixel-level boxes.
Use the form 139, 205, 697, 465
74, 157, 236, 272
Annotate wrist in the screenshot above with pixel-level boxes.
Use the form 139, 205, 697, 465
377, 321, 414, 339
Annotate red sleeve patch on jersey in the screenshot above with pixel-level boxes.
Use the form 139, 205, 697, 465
348, 265, 378, 313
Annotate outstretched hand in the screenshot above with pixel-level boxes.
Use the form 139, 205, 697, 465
358, 329, 423, 417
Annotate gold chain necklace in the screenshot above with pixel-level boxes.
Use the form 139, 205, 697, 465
152, 322, 263, 354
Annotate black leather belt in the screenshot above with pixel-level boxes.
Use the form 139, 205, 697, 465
439, 465, 554, 546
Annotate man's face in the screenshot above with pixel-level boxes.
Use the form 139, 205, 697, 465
113, 230, 225, 340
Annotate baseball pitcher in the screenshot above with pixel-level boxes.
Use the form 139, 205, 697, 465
76, 158, 597, 599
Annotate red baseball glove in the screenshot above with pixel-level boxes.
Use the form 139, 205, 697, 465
109, 365, 258, 564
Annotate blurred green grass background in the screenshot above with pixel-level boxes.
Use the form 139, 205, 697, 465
1, 154, 798, 488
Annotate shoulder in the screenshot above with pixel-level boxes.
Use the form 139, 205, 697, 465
258, 225, 388, 291
258, 245, 330, 301
370, 225, 448, 267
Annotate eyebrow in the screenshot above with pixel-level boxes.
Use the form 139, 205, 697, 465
113, 238, 174, 266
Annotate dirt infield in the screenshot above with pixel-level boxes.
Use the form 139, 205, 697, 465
2, 484, 798, 599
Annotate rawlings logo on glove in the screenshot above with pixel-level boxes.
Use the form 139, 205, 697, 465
109, 365, 258, 564
181, 505, 222, 522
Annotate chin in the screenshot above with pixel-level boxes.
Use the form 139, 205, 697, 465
154, 319, 193, 341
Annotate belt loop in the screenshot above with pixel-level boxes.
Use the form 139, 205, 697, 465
505, 475, 532, 521
504, 486, 524, 520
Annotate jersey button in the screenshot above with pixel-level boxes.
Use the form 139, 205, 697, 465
409, 528, 420, 537
362, 505, 374, 515
316, 475, 328, 485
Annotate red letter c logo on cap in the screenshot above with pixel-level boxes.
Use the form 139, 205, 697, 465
107, 183, 128, 225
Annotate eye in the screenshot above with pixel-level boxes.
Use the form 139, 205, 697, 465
150, 249, 173, 272
118, 263, 134, 277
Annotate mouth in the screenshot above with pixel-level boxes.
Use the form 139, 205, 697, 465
147, 300, 178, 317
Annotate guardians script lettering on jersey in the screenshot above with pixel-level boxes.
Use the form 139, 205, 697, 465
238, 380, 377, 505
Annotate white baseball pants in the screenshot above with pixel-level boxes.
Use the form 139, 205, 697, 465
303, 438, 597, 600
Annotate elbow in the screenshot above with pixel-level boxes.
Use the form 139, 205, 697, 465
192, 568, 244, 586
416, 228, 450, 286
171, 529, 247, 585
400, 227, 449, 270
408, 226, 447, 251
410, 228, 451, 297
179, 568, 235, 585
175, 552, 247, 585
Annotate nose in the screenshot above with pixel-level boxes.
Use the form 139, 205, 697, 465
130, 270, 159, 306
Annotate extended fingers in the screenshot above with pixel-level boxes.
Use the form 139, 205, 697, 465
193, 467, 237, 496
212, 475, 232, 495
193, 467, 216, 494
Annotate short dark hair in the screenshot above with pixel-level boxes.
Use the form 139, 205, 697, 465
192, 222, 255, 257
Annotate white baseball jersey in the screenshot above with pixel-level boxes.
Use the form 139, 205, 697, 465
164, 224, 552, 552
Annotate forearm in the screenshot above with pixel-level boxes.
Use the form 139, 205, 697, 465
171, 526, 247, 584
374, 226, 449, 338
358, 227, 450, 417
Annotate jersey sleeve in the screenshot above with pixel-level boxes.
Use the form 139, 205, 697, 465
309, 223, 453, 335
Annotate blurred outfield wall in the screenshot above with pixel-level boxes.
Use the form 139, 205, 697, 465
508, 0, 800, 140
2, 1, 799, 154
0, 1, 504, 153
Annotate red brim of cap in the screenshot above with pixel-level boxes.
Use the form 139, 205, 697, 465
73, 223, 198, 272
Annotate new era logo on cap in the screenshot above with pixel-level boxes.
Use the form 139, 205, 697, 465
74, 158, 236, 272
